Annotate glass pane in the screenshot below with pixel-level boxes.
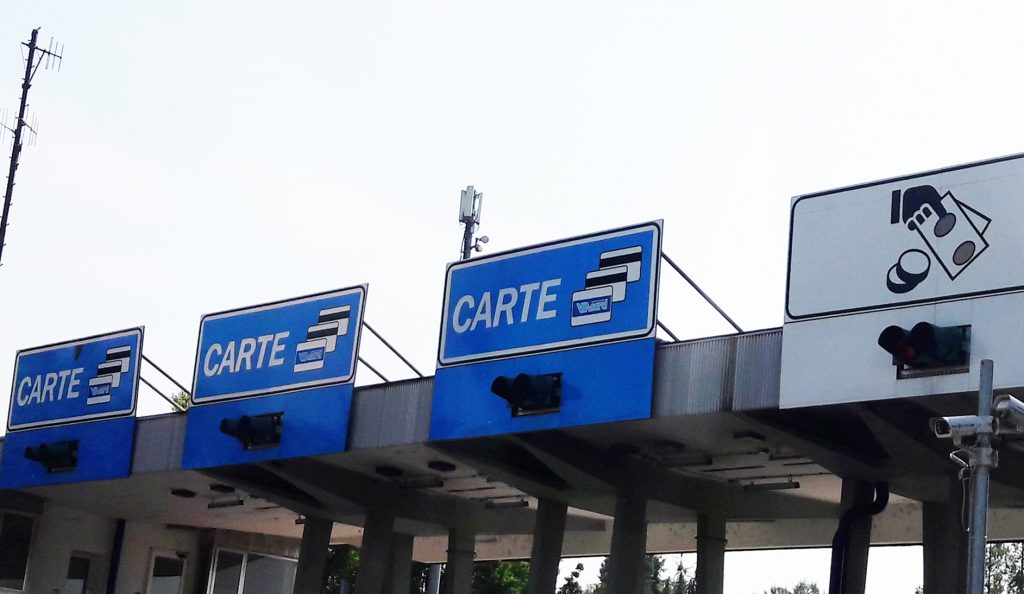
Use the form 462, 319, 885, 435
211, 551, 244, 594
0, 513, 33, 590
64, 556, 91, 594
241, 554, 297, 594
149, 556, 185, 594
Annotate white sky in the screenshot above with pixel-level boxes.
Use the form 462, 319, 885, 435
0, 1, 1018, 592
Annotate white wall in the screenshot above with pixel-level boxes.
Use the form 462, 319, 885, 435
25, 502, 116, 594
115, 521, 203, 594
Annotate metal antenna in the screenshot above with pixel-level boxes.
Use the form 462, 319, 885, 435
458, 185, 488, 260
1, 28, 63, 269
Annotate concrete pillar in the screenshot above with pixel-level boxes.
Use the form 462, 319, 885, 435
695, 513, 727, 594
386, 533, 415, 594
293, 516, 334, 594
832, 479, 874, 594
443, 526, 476, 594
356, 509, 396, 594
922, 478, 968, 594
526, 499, 568, 594
606, 493, 648, 594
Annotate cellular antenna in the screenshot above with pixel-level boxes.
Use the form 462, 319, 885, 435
1, 28, 63, 268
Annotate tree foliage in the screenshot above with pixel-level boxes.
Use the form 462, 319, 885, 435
321, 545, 359, 594
170, 390, 191, 412
472, 560, 530, 594
558, 563, 585, 594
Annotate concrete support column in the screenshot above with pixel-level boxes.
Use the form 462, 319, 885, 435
293, 516, 334, 594
695, 513, 727, 594
385, 533, 415, 594
526, 499, 568, 594
606, 493, 648, 594
443, 526, 476, 594
356, 509, 397, 594
832, 479, 874, 594
922, 478, 968, 594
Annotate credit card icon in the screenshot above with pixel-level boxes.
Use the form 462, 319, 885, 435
585, 266, 629, 302
87, 376, 113, 405
306, 321, 340, 353
599, 246, 642, 282
97, 360, 125, 387
294, 338, 327, 372
318, 305, 351, 337
571, 286, 614, 326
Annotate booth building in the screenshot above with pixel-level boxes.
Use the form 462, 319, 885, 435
4, 155, 1024, 594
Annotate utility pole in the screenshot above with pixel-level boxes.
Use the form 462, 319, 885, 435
1, 28, 62, 268
458, 185, 488, 260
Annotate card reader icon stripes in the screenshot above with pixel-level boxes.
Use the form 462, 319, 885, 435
293, 305, 353, 373
86, 345, 133, 405
570, 245, 644, 327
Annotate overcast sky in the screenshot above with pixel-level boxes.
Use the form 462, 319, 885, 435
3, 1, 1023, 591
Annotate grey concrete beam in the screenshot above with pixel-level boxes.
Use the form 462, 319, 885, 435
356, 508, 397, 594
386, 533, 415, 594
444, 526, 476, 594
695, 513, 726, 594
516, 432, 838, 519
293, 516, 334, 594
525, 499, 567, 594
606, 493, 648, 594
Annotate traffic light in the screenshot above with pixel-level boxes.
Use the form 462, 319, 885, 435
877, 322, 969, 369
24, 440, 78, 473
220, 413, 283, 450
490, 373, 562, 417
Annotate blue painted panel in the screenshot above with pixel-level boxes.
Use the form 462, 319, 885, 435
439, 222, 661, 366
430, 339, 655, 440
192, 286, 365, 404
7, 328, 142, 432
0, 417, 136, 488
182, 384, 351, 469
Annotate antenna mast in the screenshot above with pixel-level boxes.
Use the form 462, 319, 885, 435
0, 28, 62, 268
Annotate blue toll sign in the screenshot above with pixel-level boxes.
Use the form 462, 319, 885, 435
191, 286, 366, 404
438, 222, 661, 366
7, 328, 143, 432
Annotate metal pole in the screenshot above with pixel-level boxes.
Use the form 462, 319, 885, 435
660, 252, 743, 333
0, 29, 39, 267
967, 359, 994, 594
362, 322, 424, 377
461, 220, 474, 260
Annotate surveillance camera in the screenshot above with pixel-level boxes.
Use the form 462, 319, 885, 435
931, 415, 995, 442
995, 395, 1024, 433
479, 236, 489, 244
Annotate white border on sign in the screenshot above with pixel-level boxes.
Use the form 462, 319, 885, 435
437, 221, 662, 367
189, 285, 367, 405
785, 151, 1024, 321
7, 327, 144, 432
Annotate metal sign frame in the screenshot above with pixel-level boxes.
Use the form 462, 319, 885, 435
7, 327, 143, 432
190, 285, 366, 405
437, 221, 661, 367
786, 152, 1024, 321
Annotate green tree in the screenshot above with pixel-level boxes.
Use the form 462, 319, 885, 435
558, 563, 585, 594
792, 581, 820, 594
472, 560, 530, 594
669, 559, 696, 594
986, 542, 1024, 594
170, 390, 191, 412
321, 545, 359, 594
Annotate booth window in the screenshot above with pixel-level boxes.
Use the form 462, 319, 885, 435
148, 551, 187, 594
209, 549, 296, 594
0, 512, 34, 591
